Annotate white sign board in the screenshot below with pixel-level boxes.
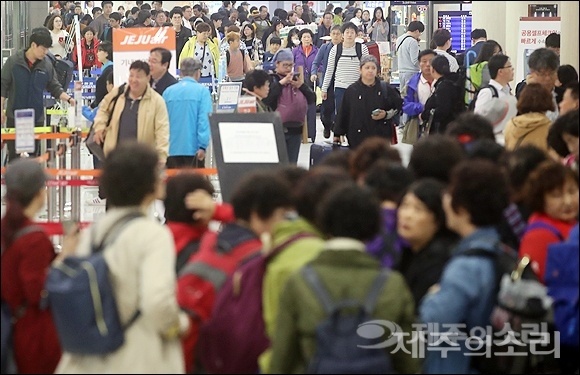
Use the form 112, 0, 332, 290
14, 109, 35, 154
219, 122, 280, 163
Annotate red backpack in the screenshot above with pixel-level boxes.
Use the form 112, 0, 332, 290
198, 232, 315, 374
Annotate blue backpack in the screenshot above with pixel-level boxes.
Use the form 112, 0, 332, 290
45, 213, 143, 355
301, 265, 395, 374
1, 226, 44, 374
544, 225, 579, 347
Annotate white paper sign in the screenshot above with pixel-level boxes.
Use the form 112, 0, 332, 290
219, 122, 280, 163
217, 82, 242, 112
14, 109, 35, 153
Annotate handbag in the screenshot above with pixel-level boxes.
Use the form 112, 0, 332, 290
85, 83, 126, 161
401, 116, 420, 145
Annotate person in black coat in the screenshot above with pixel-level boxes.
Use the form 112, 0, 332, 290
91, 41, 113, 109
421, 55, 465, 135
170, 8, 193, 60
394, 179, 458, 312
333, 55, 402, 149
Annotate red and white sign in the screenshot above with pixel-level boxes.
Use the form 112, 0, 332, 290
516, 17, 560, 83
112, 27, 176, 85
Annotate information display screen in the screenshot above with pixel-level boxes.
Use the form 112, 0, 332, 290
437, 11, 472, 53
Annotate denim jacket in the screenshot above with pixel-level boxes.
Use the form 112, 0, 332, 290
419, 227, 500, 374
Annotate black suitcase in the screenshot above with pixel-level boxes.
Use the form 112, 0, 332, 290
310, 141, 348, 167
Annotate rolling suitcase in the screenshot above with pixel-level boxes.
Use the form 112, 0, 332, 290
310, 141, 348, 167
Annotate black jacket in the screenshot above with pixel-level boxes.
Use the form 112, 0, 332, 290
92, 64, 113, 109
151, 71, 178, 96
396, 232, 458, 311
421, 73, 465, 134
175, 27, 193, 61
334, 78, 402, 149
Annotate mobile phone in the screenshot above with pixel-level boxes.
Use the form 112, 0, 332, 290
372, 109, 381, 116
292, 72, 301, 80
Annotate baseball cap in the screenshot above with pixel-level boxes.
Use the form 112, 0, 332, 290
274, 48, 293, 63
479, 96, 518, 133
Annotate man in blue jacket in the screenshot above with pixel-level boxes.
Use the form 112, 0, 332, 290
162, 57, 212, 168
1, 27, 75, 162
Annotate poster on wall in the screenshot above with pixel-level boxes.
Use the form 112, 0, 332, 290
516, 17, 560, 83
112, 27, 176, 86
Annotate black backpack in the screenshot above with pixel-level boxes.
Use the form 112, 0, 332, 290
329, 42, 363, 87
301, 265, 395, 374
46, 52, 74, 91
467, 84, 499, 112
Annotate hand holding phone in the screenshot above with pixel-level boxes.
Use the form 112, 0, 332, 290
372, 108, 381, 116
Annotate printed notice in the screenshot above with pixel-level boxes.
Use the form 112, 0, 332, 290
219, 122, 279, 163
217, 82, 242, 112
14, 109, 35, 153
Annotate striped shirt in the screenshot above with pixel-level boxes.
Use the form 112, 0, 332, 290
322, 43, 369, 92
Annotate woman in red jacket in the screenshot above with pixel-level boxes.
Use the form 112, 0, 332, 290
519, 161, 579, 282
72, 26, 101, 71
1, 159, 78, 374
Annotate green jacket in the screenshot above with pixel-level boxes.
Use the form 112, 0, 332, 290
268, 238, 420, 374
260, 217, 325, 372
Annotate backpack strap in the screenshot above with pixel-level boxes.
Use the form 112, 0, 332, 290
355, 42, 362, 60
396, 35, 413, 53
362, 270, 390, 315
329, 43, 344, 87
175, 239, 201, 275
525, 222, 564, 241
488, 85, 499, 98
301, 264, 336, 315
105, 83, 127, 130
264, 232, 316, 262
91, 211, 145, 254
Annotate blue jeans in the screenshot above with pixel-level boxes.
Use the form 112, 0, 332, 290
334, 87, 347, 116
285, 132, 302, 164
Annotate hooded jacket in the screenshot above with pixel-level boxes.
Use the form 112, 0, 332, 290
503, 112, 551, 152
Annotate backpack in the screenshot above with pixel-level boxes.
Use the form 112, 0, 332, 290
46, 52, 74, 91
330, 42, 363, 87
198, 232, 315, 374
467, 84, 499, 112
277, 81, 309, 125
175, 239, 201, 275
301, 265, 395, 374
464, 62, 488, 107
1, 226, 43, 374
460, 244, 552, 373
455, 65, 477, 110
545, 230, 579, 347
45, 212, 143, 355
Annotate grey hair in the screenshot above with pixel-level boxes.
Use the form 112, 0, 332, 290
360, 54, 379, 69
180, 57, 202, 77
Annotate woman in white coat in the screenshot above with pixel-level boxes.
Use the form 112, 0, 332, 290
56, 142, 189, 374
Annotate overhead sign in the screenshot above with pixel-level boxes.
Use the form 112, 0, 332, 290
112, 27, 176, 86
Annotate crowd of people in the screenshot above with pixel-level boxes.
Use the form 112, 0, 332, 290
1, 1, 579, 374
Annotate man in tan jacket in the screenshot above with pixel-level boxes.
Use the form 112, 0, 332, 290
93, 60, 169, 163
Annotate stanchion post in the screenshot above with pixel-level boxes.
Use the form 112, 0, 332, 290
70, 129, 82, 222
57, 143, 67, 222
46, 148, 57, 221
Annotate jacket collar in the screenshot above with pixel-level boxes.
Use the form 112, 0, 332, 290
324, 237, 366, 252
453, 226, 499, 255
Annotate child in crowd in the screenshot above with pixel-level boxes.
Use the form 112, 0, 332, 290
262, 36, 281, 73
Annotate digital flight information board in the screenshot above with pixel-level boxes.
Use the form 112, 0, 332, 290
437, 10, 472, 53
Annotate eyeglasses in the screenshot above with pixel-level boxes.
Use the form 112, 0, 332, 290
501, 65, 513, 69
